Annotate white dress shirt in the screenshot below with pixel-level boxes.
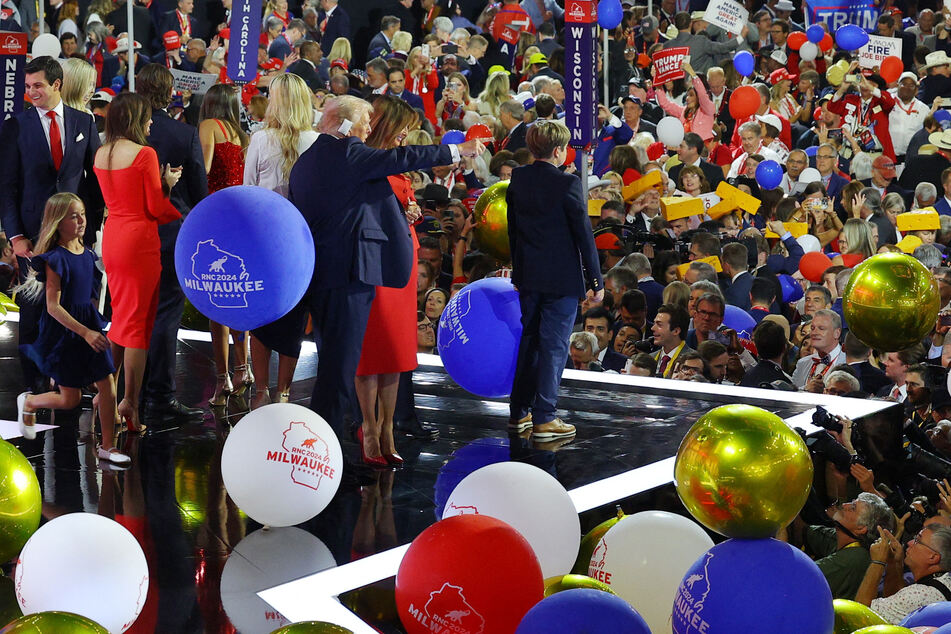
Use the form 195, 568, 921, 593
34, 99, 66, 157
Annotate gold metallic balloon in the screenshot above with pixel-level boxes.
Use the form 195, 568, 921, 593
571, 507, 625, 575
270, 622, 354, 634
674, 404, 813, 538
843, 252, 940, 352
833, 599, 887, 634
0, 440, 40, 563
0, 611, 108, 633
0, 577, 22, 628
472, 181, 511, 263
543, 574, 616, 597
851, 626, 915, 634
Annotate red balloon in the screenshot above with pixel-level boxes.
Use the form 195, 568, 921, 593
880, 56, 903, 83
396, 515, 544, 634
799, 251, 833, 283
787, 31, 808, 51
819, 32, 834, 52
729, 85, 761, 120
563, 145, 576, 166
466, 124, 493, 141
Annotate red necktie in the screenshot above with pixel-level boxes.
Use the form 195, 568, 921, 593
890, 386, 901, 401
657, 354, 671, 377
47, 111, 62, 171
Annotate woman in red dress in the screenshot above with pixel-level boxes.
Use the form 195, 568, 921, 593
198, 84, 250, 408
355, 96, 423, 467
405, 47, 439, 128
95, 93, 182, 433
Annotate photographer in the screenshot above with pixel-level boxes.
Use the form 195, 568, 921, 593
827, 63, 897, 162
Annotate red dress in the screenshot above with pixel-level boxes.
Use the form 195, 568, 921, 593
356, 174, 419, 375
405, 68, 439, 127
207, 120, 245, 193
97, 147, 180, 348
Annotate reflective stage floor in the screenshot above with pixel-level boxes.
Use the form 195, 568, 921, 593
0, 317, 895, 633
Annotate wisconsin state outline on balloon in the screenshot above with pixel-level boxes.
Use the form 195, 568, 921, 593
672, 552, 715, 633
406, 582, 487, 634
264, 421, 336, 490
183, 239, 265, 308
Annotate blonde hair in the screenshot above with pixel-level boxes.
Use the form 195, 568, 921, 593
405, 129, 433, 146
526, 120, 569, 159
391, 30, 412, 53
328, 37, 352, 64
264, 73, 315, 179
407, 46, 429, 76
477, 71, 511, 117
316, 95, 372, 135
520, 45, 540, 74
35, 193, 83, 256
841, 218, 875, 258
663, 280, 690, 311
61, 58, 96, 113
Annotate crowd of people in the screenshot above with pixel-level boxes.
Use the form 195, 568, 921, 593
3, 0, 951, 622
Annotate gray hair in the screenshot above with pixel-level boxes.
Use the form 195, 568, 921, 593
926, 525, 951, 571
883, 192, 906, 215
690, 279, 722, 298
915, 182, 938, 208
814, 308, 842, 330
835, 268, 852, 296
824, 370, 860, 392
266, 16, 283, 31
619, 253, 652, 276
316, 95, 371, 135
739, 121, 762, 138
499, 99, 525, 120
604, 266, 637, 290
914, 244, 943, 270
856, 492, 895, 537
531, 75, 552, 93
861, 187, 883, 215
569, 331, 598, 354
697, 292, 725, 316
687, 262, 718, 283
432, 16, 453, 35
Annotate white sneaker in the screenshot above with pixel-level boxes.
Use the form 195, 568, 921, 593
97, 446, 131, 465
16, 392, 35, 440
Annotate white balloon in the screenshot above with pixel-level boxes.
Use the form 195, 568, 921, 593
797, 234, 821, 253
220, 527, 336, 633
799, 41, 819, 62
656, 116, 685, 148
15, 513, 148, 633
798, 167, 821, 184
31, 33, 61, 59
221, 403, 343, 527
442, 461, 579, 578
587, 511, 712, 634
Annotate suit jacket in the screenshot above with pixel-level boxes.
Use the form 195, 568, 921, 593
826, 171, 850, 202
289, 136, 453, 290
390, 90, 424, 111
899, 153, 951, 194
859, 178, 913, 209
501, 121, 527, 152
107, 4, 156, 56
0, 105, 103, 244
740, 360, 792, 388
602, 347, 628, 372
668, 158, 723, 192
367, 31, 392, 59
160, 9, 198, 43
869, 212, 898, 247
638, 278, 665, 322
936, 198, 951, 216
661, 30, 739, 74
507, 161, 603, 298
287, 59, 323, 92
724, 271, 753, 312
318, 6, 351, 56
849, 361, 889, 395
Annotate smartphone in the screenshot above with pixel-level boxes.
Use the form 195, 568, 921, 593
421, 44, 431, 60
442, 43, 458, 54
845, 74, 859, 83
827, 128, 843, 143
940, 313, 951, 327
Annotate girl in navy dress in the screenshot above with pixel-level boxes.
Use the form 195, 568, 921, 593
16, 193, 129, 464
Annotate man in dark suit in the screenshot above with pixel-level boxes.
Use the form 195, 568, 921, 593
625, 253, 663, 323
161, 0, 199, 44
581, 307, 627, 373
899, 133, 951, 195
287, 41, 324, 92
385, 67, 424, 110
317, 0, 350, 57
268, 19, 306, 61
367, 14, 400, 60
722, 243, 753, 312
108, 0, 157, 56
668, 133, 724, 191
740, 320, 793, 388
499, 99, 527, 152
0, 56, 103, 391
288, 96, 483, 436
844, 332, 890, 395
137, 64, 207, 421
508, 121, 603, 439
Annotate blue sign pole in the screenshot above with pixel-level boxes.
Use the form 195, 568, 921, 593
227, 0, 263, 83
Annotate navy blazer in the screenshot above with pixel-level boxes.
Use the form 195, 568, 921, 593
724, 271, 753, 312
0, 105, 103, 242
318, 6, 351, 56
391, 90, 424, 111
507, 162, 603, 298
936, 198, 951, 216
367, 31, 392, 59
289, 135, 453, 290
638, 278, 665, 322
287, 59, 323, 92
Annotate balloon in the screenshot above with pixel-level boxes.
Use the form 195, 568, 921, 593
787, 31, 808, 50
0, 440, 40, 563
441, 130, 465, 144
854, 628, 916, 634
0, 612, 107, 634
442, 462, 579, 578
674, 404, 813, 538
395, 515, 543, 634
722, 304, 756, 339
571, 507, 625, 575
936, 109, 951, 129
916, 628, 940, 634
270, 624, 353, 634
902, 602, 951, 628
15, 514, 148, 633
820, 32, 835, 52
729, 86, 760, 120
807, 24, 825, 43
835, 599, 888, 634
672, 539, 833, 634
799, 251, 831, 283
778, 274, 804, 303
588, 511, 713, 632
799, 41, 819, 62
544, 574, 615, 597
799, 167, 822, 183
220, 403, 342, 527
472, 181, 511, 262
734, 51, 754, 77
656, 116, 685, 147
563, 146, 576, 166
175, 186, 315, 331
221, 527, 336, 633
880, 56, 903, 83
465, 124, 493, 141
805, 145, 819, 157
516, 589, 650, 634
437, 278, 522, 398
597, 0, 623, 29
844, 252, 941, 352
836, 24, 870, 50
755, 159, 783, 190
30, 34, 60, 58
435, 438, 510, 519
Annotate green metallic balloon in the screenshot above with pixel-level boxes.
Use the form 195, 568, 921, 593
0, 611, 108, 633
543, 574, 617, 597
0, 440, 40, 563
571, 507, 625, 575
472, 181, 510, 263
673, 404, 814, 538
843, 252, 940, 352
270, 622, 353, 634
851, 626, 915, 634
833, 599, 887, 634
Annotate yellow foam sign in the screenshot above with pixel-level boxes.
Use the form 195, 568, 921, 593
706, 200, 737, 220
622, 170, 663, 201
765, 222, 809, 238
715, 181, 761, 214
661, 196, 705, 221
588, 199, 606, 217
677, 255, 723, 279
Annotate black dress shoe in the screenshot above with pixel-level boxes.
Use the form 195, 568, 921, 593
144, 399, 204, 419
395, 418, 439, 440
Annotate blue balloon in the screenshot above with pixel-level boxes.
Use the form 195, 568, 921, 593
804, 145, 818, 157
597, 0, 623, 29
672, 539, 833, 634
722, 305, 757, 340
835, 24, 870, 51
434, 438, 510, 518
441, 130, 465, 145
733, 51, 755, 77
778, 274, 804, 304
901, 601, 951, 628
437, 278, 522, 398
936, 109, 951, 130
517, 589, 650, 634
755, 159, 783, 191
175, 186, 315, 331
806, 24, 825, 43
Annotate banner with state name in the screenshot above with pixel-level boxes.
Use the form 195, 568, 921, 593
804, 0, 879, 31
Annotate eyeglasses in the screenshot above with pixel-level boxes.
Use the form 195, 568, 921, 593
914, 531, 942, 557
417, 321, 435, 331
817, 154, 837, 160
695, 309, 721, 320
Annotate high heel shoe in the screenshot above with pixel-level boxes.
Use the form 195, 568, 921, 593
250, 388, 270, 410
211, 373, 233, 407
357, 428, 389, 468
118, 399, 146, 434
232, 364, 254, 397
384, 452, 404, 466
277, 390, 290, 403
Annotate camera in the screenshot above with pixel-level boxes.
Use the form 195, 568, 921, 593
812, 405, 843, 434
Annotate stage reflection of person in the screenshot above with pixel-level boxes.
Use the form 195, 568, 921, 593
351, 470, 398, 560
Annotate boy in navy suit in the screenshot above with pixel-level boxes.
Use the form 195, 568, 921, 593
507, 122, 603, 440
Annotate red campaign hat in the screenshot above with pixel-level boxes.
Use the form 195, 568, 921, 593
219, 28, 230, 40
330, 58, 348, 71
261, 57, 283, 70
465, 123, 493, 141
462, 197, 478, 213
769, 68, 796, 85
646, 141, 666, 162
595, 233, 622, 250
563, 146, 576, 166
163, 30, 180, 51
